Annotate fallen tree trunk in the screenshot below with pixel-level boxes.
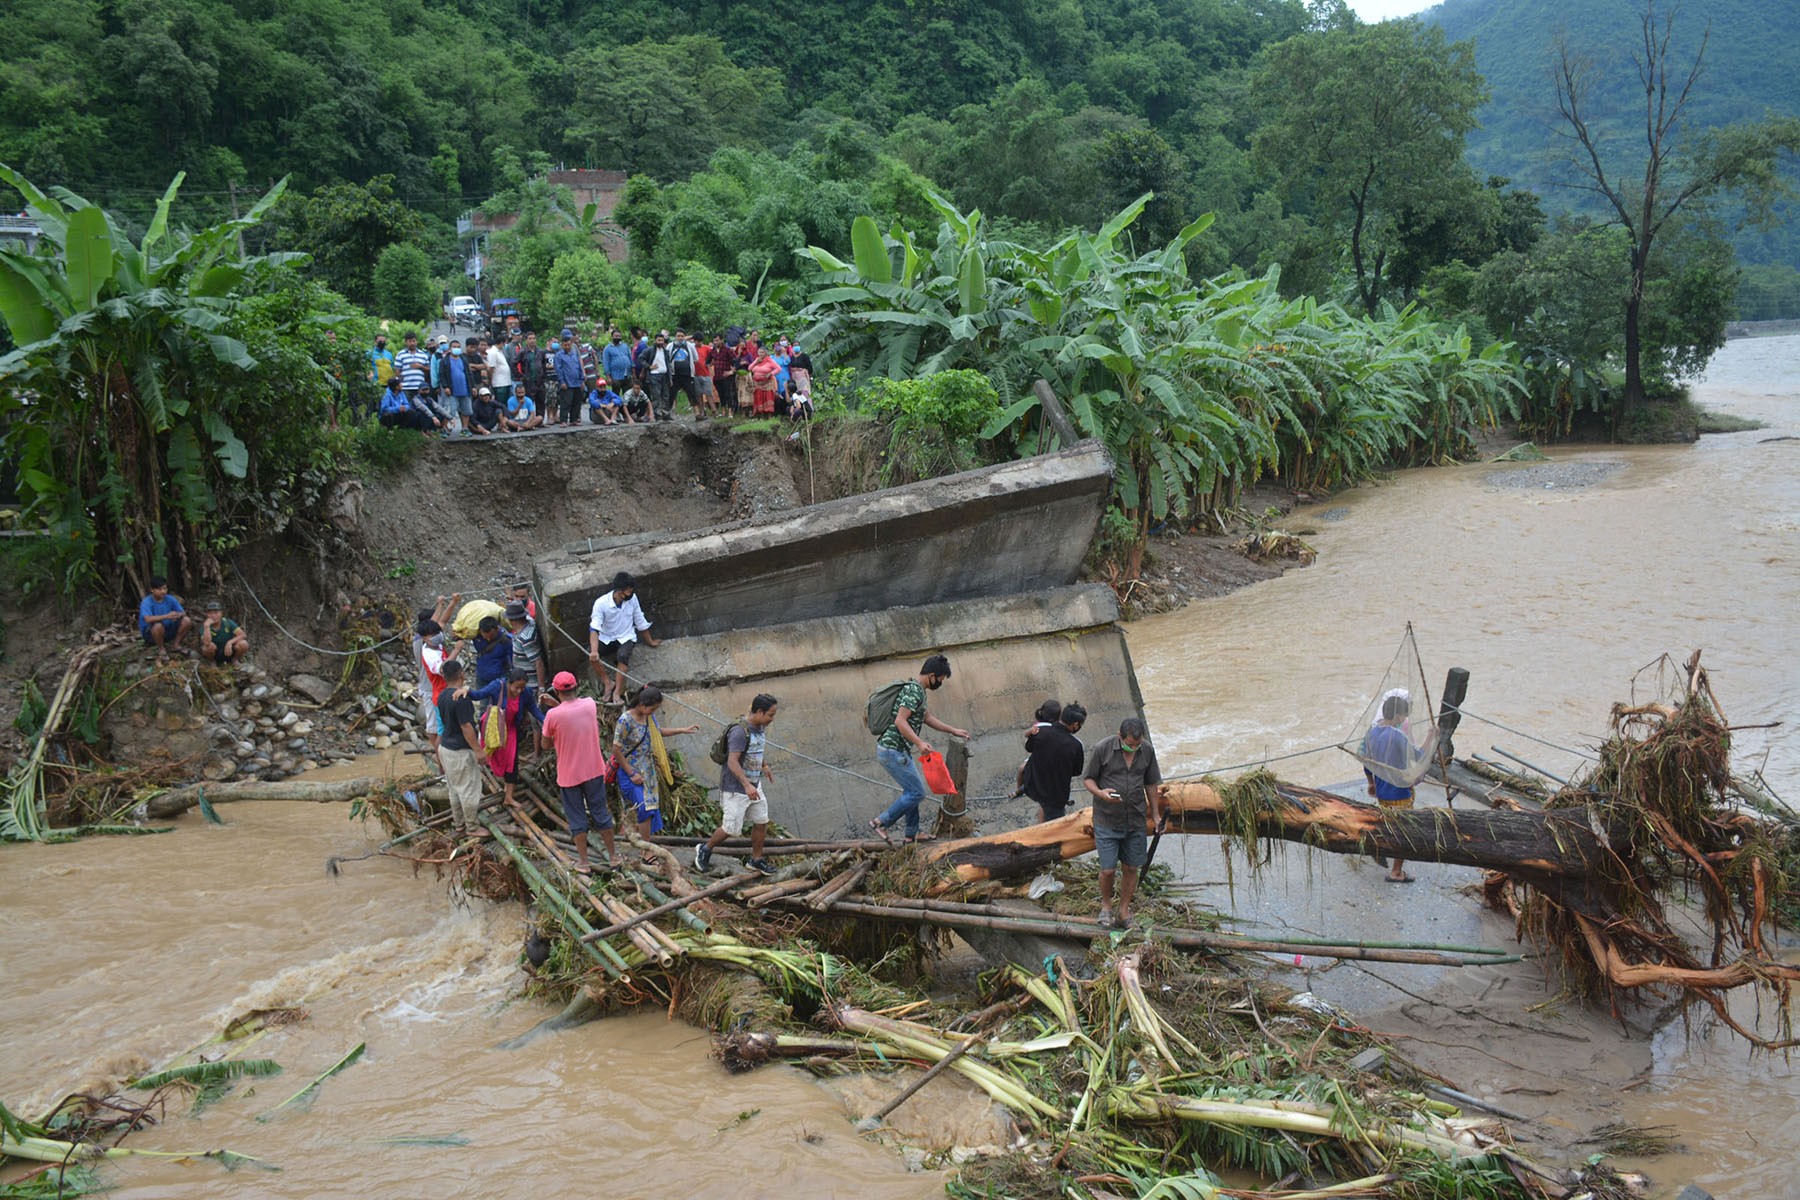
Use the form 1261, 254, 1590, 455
146, 776, 431, 818
924, 782, 1622, 917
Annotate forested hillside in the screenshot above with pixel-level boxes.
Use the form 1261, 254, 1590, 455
2, 0, 1792, 607
1423, 0, 1800, 310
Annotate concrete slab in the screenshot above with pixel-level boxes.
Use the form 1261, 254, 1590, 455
535, 440, 1113, 641
613, 585, 1147, 837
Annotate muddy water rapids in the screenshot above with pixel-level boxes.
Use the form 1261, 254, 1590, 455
3, 334, 1796, 1197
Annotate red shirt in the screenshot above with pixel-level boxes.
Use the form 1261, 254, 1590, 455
694, 343, 711, 373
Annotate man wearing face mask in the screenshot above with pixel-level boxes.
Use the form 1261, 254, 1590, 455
437, 339, 474, 436
868, 654, 970, 844
1081, 717, 1165, 928
602, 328, 634, 393
368, 334, 395, 396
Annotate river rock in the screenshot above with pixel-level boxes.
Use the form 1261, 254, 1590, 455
286, 736, 308, 750
256, 718, 276, 733
373, 721, 392, 736
209, 725, 237, 746
235, 739, 257, 757
243, 701, 264, 718
202, 756, 237, 782
374, 735, 392, 749
291, 720, 313, 736
154, 712, 187, 733
218, 702, 241, 722
248, 684, 270, 700
287, 674, 336, 705
365, 735, 379, 748
300, 759, 319, 771
278, 710, 299, 729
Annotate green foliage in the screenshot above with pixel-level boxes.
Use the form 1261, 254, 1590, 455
804, 193, 1521, 573
371, 243, 436, 322
270, 176, 425, 309
569, 37, 779, 178
664, 262, 754, 333
1251, 19, 1489, 314
540, 248, 626, 329
0, 168, 362, 598
1430, 0, 1800, 292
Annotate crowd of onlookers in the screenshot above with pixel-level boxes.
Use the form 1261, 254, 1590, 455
367, 321, 816, 438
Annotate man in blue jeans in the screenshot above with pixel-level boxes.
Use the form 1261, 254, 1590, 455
869, 653, 969, 843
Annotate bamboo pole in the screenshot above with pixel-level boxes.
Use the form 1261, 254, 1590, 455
799, 898, 1521, 967
581, 871, 759, 943
739, 877, 822, 905
592, 892, 674, 967
628, 871, 712, 935
504, 803, 654, 969
857, 1029, 987, 1130
804, 859, 874, 912
480, 818, 627, 978
863, 897, 1517, 958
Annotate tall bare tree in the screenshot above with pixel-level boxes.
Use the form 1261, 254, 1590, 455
1554, 1, 1800, 429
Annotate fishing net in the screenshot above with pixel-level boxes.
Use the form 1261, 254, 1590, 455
1344, 625, 1439, 791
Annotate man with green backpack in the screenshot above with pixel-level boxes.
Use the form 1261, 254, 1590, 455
867, 654, 970, 843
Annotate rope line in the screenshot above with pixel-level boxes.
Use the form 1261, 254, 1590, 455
1162, 740, 1351, 783
534, 593, 883, 831
229, 562, 407, 658
1445, 704, 1599, 762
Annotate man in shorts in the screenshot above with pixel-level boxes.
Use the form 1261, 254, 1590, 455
138, 575, 190, 660
587, 571, 662, 704
1081, 717, 1165, 928
540, 671, 617, 874
694, 693, 780, 876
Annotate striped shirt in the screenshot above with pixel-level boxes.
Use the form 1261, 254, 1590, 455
395, 348, 431, 391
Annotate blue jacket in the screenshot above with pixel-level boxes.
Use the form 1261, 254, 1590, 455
553, 347, 584, 388
441, 354, 471, 397
602, 341, 634, 380
379, 386, 410, 416
473, 631, 514, 688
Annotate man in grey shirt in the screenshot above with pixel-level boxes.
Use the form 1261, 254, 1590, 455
1081, 716, 1165, 928
695, 693, 779, 876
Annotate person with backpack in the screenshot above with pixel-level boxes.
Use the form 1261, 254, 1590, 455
867, 654, 969, 844
667, 330, 700, 420
613, 686, 700, 861
469, 666, 545, 810
694, 693, 780, 876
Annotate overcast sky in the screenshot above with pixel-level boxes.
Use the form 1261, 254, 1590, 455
1347, 0, 1437, 20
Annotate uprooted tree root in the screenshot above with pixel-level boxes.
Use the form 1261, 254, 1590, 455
1492, 651, 1800, 1048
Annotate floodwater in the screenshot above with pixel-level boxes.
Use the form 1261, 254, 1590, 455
3, 336, 1794, 1198
1130, 332, 1800, 1198
0, 803, 950, 1198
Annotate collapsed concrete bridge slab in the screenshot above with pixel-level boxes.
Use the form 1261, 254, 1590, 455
533, 441, 1146, 836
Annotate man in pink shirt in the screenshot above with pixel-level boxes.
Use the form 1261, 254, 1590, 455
540, 671, 617, 874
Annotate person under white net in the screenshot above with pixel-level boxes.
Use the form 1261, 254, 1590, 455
1361, 691, 1428, 883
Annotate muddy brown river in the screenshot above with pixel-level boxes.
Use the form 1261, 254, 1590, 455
3, 335, 1794, 1196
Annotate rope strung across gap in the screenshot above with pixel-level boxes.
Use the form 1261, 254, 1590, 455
532, 591, 887, 832
229, 562, 407, 658
1444, 703, 1599, 762
1161, 740, 1351, 783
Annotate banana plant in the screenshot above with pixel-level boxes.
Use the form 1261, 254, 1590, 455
0, 165, 296, 597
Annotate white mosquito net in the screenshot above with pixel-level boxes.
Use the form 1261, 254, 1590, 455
1345, 625, 1440, 790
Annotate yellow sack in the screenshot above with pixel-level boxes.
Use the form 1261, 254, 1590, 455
451, 599, 506, 640
648, 718, 675, 788
481, 704, 505, 753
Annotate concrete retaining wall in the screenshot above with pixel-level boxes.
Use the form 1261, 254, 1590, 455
623, 585, 1146, 837
536, 441, 1113, 645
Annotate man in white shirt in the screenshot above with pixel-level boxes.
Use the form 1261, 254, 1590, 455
486, 337, 514, 398
587, 570, 662, 704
